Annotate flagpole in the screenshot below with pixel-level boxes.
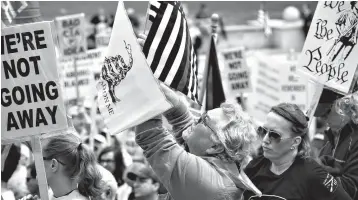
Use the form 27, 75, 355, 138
143, 2, 151, 35
198, 13, 219, 106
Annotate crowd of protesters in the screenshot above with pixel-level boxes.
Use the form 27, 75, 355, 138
2, 3, 358, 200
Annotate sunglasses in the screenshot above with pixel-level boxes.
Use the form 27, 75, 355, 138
257, 126, 293, 143
43, 156, 66, 166
127, 172, 150, 183
99, 159, 115, 164
193, 112, 217, 134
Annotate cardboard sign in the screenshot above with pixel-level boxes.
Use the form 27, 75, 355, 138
298, 1, 358, 94
275, 53, 310, 112
222, 47, 252, 96
58, 48, 105, 101
96, 2, 172, 134
246, 51, 310, 124
55, 13, 87, 57
95, 31, 111, 48
246, 52, 281, 123
1, 21, 68, 141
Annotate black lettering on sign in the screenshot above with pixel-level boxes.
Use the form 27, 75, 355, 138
34, 30, 47, 49
6, 105, 58, 131
1, 81, 59, 107
231, 81, 249, 90
281, 85, 306, 92
228, 60, 242, 69
314, 19, 333, 40
1, 30, 47, 55
228, 71, 248, 80
62, 18, 80, 28
324, 1, 345, 13
224, 52, 233, 60
3, 56, 41, 79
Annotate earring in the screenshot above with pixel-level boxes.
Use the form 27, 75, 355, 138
290, 146, 295, 150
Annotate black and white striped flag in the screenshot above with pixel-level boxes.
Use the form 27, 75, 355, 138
143, 1, 199, 104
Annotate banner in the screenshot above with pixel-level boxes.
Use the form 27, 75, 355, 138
298, 1, 358, 94
222, 47, 252, 97
58, 48, 106, 102
55, 13, 87, 57
1, 22, 68, 140
96, 2, 172, 134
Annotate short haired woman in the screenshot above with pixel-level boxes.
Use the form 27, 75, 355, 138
243, 103, 352, 200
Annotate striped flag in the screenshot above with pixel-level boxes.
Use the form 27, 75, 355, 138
143, 1, 199, 104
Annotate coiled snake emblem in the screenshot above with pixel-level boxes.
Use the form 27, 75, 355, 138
101, 40, 133, 103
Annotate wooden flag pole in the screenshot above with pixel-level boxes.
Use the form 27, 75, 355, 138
31, 136, 50, 200
198, 13, 220, 106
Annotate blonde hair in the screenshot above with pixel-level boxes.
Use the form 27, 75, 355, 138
210, 102, 260, 166
335, 92, 358, 124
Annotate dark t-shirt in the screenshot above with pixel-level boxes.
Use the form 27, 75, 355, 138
243, 156, 352, 200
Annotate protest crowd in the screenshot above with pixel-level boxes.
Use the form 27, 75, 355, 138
1, 1, 358, 200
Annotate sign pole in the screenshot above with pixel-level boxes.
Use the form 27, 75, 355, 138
31, 136, 50, 200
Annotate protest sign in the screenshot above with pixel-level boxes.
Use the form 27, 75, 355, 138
221, 47, 252, 98
57, 48, 105, 102
298, 1, 358, 94
55, 13, 87, 57
95, 30, 111, 48
275, 52, 310, 112
1, 21, 68, 141
246, 52, 281, 123
96, 2, 172, 134
246, 51, 310, 124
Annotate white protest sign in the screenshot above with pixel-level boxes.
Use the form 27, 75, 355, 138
246, 51, 311, 124
273, 53, 310, 112
298, 1, 358, 94
1, 21, 68, 141
58, 48, 105, 102
55, 13, 87, 57
221, 47, 252, 97
246, 52, 281, 123
96, 2, 172, 134
95, 30, 111, 48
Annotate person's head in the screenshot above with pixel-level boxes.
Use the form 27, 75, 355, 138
95, 165, 118, 200
317, 92, 357, 131
183, 102, 259, 165
1, 144, 21, 183
42, 133, 103, 199
259, 103, 310, 163
26, 163, 39, 195
124, 162, 159, 198
97, 146, 126, 185
84, 134, 108, 157
332, 92, 358, 125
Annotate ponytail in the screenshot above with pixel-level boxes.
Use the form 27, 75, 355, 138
77, 143, 104, 198
43, 133, 104, 199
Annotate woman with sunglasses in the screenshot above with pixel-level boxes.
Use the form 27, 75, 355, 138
133, 70, 261, 200
243, 103, 352, 200
316, 91, 358, 199
42, 132, 104, 200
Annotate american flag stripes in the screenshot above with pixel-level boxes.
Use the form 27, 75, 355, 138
143, 1, 199, 104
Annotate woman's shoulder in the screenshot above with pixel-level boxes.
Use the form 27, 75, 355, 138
292, 157, 326, 175
244, 156, 268, 176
